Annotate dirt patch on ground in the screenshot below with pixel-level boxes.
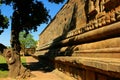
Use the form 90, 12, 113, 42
26, 56, 63, 80
0, 56, 63, 80
0, 56, 73, 80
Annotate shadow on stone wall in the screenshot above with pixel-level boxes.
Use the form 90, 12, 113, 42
36, 2, 81, 72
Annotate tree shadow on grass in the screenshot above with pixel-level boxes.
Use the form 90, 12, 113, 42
0, 63, 8, 71
0, 63, 8, 78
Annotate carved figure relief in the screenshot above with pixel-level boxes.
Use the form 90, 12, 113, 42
88, 0, 105, 15
88, 0, 105, 14
65, 0, 120, 39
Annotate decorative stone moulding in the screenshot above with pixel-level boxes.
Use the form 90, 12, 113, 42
62, 22, 120, 47
66, 8, 120, 39
36, 21, 120, 52
55, 56, 120, 79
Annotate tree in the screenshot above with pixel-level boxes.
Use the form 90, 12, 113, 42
0, 12, 9, 34
19, 31, 37, 48
0, 0, 65, 79
19, 31, 37, 56
0, 1, 9, 34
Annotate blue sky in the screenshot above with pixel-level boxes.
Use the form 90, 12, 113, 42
0, 0, 66, 46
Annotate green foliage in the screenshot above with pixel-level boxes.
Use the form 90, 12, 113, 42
19, 31, 37, 48
0, 0, 65, 50
1, 0, 51, 33
0, 0, 9, 34
0, 0, 65, 35
0, 0, 65, 33
0, 13, 9, 34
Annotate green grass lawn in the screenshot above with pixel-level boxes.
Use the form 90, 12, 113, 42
0, 55, 26, 78
0, 55, 8, 78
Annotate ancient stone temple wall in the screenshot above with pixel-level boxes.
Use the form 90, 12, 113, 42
37, 0, 87, 47
36, 0, 120, 80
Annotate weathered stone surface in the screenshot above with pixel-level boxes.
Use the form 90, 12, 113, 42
55, 57, 120, 78
37, 0, 87, 47
86, 70, 95, 80
35, 0, 120, 80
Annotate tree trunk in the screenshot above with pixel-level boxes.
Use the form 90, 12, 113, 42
4, 11, 32, 79
4, 49, 31, 79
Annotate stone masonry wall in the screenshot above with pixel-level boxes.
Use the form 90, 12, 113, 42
36, 0, 120, 80
37, 0, 87, 47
